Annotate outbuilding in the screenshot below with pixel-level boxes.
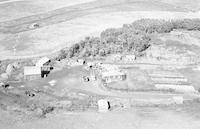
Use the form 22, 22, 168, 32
97, 99, 110, 112
24, 66, 41, 80
123, 55, 136, 62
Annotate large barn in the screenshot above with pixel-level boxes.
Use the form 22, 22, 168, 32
24, 66, 41, 80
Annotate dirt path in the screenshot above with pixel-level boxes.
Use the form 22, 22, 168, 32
2, 108, 200, 129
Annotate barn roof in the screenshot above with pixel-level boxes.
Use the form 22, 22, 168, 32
24, 66, 41, 76
36, 57, 50, 67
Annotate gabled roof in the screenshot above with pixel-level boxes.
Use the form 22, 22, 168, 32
24, 66, 41, 76
36, 57, 50, 67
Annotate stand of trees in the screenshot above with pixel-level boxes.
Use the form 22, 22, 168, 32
55, 18, 200, 61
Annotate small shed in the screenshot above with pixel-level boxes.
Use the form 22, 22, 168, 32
24, 66, 41, 80
36, 57, 50, 67
98, 99, 110, 112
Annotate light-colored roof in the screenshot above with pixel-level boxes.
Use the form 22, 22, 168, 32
36, 57, 50, 67
111, 54, 122, 57
102, 71, 125, 78
24, 66, 41, 76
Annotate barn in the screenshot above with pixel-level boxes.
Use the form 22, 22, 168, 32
24, 66, 41, 80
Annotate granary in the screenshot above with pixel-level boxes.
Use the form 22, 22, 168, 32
35, 57, 50, 67
101, 71, 127, 83
24, 66, 41, 80
123, 55, 136, 62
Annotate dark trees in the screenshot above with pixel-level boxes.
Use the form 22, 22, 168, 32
55, 18, 200, 61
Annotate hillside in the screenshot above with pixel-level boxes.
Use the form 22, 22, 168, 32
1, 0, 200, 59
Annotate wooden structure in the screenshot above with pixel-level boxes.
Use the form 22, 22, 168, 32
24, 66, 41, 80
102, 71, 126, 83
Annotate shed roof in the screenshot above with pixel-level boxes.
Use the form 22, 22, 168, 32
24, 66, 41, 76
36, 57, 50, 67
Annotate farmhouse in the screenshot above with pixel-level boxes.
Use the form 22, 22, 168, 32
24, 66, 41, 80
102, 71, 127, 83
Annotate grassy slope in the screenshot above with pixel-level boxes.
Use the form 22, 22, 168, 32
0, 0, 200, 59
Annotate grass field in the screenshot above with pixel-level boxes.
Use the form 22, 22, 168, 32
1, 0, 200, 59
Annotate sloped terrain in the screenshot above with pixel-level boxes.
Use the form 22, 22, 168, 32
1, 0, 200, 129
1, 0, 200, 59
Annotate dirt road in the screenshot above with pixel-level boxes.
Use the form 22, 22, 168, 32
2, 108, 200, 129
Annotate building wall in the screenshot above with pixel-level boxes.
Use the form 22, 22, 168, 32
24, 74, 41, 81
103, 74, 126, 83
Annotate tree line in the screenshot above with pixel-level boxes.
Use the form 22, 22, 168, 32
54, 18, 200, 61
